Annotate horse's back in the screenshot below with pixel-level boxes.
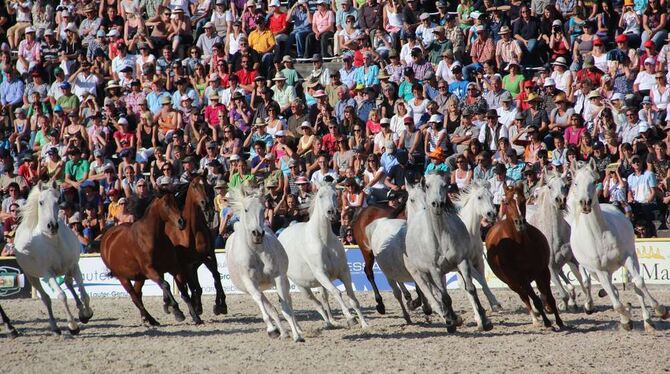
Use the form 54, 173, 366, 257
369, 218, 413, 282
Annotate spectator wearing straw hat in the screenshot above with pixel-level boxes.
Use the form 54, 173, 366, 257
197, 22, 223, 64
271, 73, 296, 114
495, 26, 523, 70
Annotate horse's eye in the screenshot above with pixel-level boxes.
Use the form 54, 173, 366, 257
245, 209, 248, 213
477, 196, 481, 200
548, 186, 552, 190
39, 201, 43, 206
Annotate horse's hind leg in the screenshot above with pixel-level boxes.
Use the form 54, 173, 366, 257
595, 270, 632, 330
410, 269, 450, 329
473, 253, 503, 311
430, 268, 461, 327
390, 280, 412, 324
557, 268, 578, 310
536, 269, 564, 328
187, 263, 204, 315
242, 277, 280, 338
457, 260, 492, 331
623, 256, 668, 330
549, 265, 571, 312
338, 269, 369, 328
275, 276, 304, 342
416, 286, 432, 315
318, 286, 334, 323
362, 249, 385, 315
0, 304, 19, 338
70, 266, 93, 323
296, 285, 334, 328
28, 276, 60, 335
260, 293, 286, 337
147, 271, 185, 323
45, 276, 80, 335
174, 273, 203, 325
310, 267, 357, 326
203, 257, 228, 315
119, 278, 159, 326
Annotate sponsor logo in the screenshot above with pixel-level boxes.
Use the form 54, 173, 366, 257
0, 266, 25, 297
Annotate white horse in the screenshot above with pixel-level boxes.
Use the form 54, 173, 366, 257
225, 187, 303, 342
14, 181, 93, 335
363, 181, 429, 323
404, 173, 491, 332
567, 159, 668, 331
279, 182, 368, 329
453, 180, 502, 311
528, 171, 592, 312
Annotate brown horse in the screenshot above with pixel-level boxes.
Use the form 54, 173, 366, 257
101, 194, 201, 325
177, 176, 227, 316
485, 185, 564, 329
0, 303, 19, 338
351, 199, 428, 315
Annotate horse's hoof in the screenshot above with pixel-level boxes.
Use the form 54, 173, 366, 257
654, 305, 669, 319
213, 304, 227, 316
619, 321, 633, 331
174, 310, 186, 322
68, 326, 80, 336
584, 305, 594, 315
78, 310, 93, 324
408, 298, 422, 311
481, 321, 494, 332
346, 317, 357, 328
375, 303, 386, 315
294, 336, 305, 343
422, 305, 433, 316
9, 329, 19, 339
324, 323, 336, 330
268, 328, 280, 338
143, 318, 160, 327
446, 323, 457, 333
51, 328, 61, 336
644, 319, 656, 332
597, 289, 607, 298
163, 304, 172, 315
455, 315, 464, 327
568, 303, 579, 313
196, 303, 203, 316
193, 318, 204, 325
491, 304, 504, 312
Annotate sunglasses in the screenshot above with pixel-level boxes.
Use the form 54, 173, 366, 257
9, 209, 16, 213
354, 128, 362, 132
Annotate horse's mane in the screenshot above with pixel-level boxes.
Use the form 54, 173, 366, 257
228, 185, 262, 214
18, 186, 42, 230
453, 180, 488, 210
308, 182, 336, 216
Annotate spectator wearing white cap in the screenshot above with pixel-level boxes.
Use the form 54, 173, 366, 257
196, 22, 221, 64
634, 57, 658, 94
305, 0, 335, 58
210, 0, 232, 38
69, 61, 100, 100
415, 13, 436, 46
15, 27, 39, 75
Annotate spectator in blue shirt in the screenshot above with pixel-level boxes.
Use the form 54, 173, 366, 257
0, 67, 25, 113
286, 0, 312, 59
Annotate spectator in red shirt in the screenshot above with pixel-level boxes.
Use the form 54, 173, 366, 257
576, 56, 603, 87
113, 117, 136, 153
268, 0, 289, 57
204, 94, 227, 128
17, 154, 39, 187
235, 57, 258, 94
321, 122, 341, 156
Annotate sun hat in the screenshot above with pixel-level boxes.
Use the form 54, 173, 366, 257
428, 147, 446, 160
554, 93, 567, 103
551, 57, 568, 67
295, 176, 309, 184
429, 114, 442, 123
543, 78, 556, 87
272, 72, 287, 81
499, 26, 511, 34
587, 90, 602, 100
525, 93, 540, 102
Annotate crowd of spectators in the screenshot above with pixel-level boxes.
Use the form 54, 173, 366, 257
1, 0, 670, 255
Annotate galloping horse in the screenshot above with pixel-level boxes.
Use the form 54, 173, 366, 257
351, 203, 406, 315
101, 194, 200, 325
567, 159, 668, 331
0, 303, 19, 338
15, 181, 94, 335
226, 187, 303, 342
177, 176, 227, 316
485, 185, 564, 329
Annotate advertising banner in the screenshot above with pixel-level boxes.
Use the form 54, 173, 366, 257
0, 257, 31, 299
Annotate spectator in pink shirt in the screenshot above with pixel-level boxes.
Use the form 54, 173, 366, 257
563, 113, 587, 146
305, 0, 335, 58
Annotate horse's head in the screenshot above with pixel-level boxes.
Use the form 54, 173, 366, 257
156, 194, 186, 229
229, 187, 265, 245
463, 180, 497, 223
543, 169, 570, 210
35, 181, 60, 237
313, 182, 338, 222
571, 158, 599, 214
188, 176, 215, 222
502, 184, 527, 231
405, 178, 427, 218
424, 173, 450, 216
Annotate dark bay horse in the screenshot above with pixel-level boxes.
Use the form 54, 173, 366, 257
0, 303, 19, 338
101, 194, 201, 325
351, 199, 427, 315
177, 176, 227, 316
485, 185, 564, 329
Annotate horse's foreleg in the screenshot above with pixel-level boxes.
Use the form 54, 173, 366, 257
549, 265, 571, 312
174, 272, 203, 325
431, 268, 462, 328
318, 286, 334, 323
361, 249, 385, 315
204, 257, 227, 315
296, 285, 333, 328
390, 280, 412, 324
71, 266, 93, 323
275, 276, 304, 342
457, 261, 492, 331
310, 267, 357, 326
623, 256, 668, 330
45, 276, 80, 335
595, 270, 632, 330
0, 304, 19, 338
243, 278, 280, 338
186, 263, 203, 316
338, 269, 368, 328
260, 293, 286, 337
409, 269, 447, 325
536, 269, 564, 329
147, 271, 185, 323
577, 264, 594, 314
28, 276, 60, 335
523, 280, 553, 328
119, 277, 159, 326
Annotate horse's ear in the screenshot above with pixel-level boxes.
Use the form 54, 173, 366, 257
587, 157, 597, 172
419, 176, 426, 190
50, 180, 58, 190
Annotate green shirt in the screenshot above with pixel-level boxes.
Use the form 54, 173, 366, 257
34, 130, 48, 150
281, 68, 300, 87
228, 172, 253, 189
56, 94, 80, 112
65, 159, 90, 182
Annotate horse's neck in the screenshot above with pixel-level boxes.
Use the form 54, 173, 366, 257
135, 207, 164, 237
538, 192, 561, 227
185, 195, 206, 230
577, 202, 608, 238
308, 205, 332, 243
459, 201, 481, 238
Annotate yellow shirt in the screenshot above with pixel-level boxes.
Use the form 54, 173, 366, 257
214, 194, 226, 212
108, 201, 122, 221
248, 29, 276, 54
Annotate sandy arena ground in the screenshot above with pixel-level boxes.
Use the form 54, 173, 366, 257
2, 288, 670, 373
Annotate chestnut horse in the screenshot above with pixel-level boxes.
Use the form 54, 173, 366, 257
101, 194, 200, 325
176, 176, 227, 316
485, 185, 564, 329
352, 200, 427, 315
0, 303, 19, 338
